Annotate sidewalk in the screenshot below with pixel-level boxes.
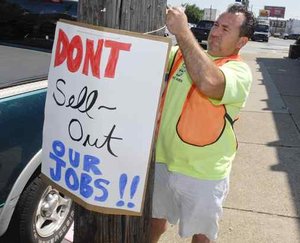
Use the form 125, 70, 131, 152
159, 45, 300, 242
64, 42, 300, 243
218, 49, 300, 242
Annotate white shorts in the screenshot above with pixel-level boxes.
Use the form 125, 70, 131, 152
152, 163, 229, 241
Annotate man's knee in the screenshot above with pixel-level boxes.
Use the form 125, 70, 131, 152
192, 233, 211, 243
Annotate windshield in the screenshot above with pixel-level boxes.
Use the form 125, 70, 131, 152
255, 25, 269, 32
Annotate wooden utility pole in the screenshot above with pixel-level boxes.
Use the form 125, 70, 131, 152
77, 0, 166, 34
73, 1, 167, 242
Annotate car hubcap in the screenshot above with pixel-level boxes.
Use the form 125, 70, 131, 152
35, 186, 72, 238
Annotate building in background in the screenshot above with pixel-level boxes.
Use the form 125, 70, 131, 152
269, 19, 287, 36
261, 6, 287, 37
203, 8, 217, 21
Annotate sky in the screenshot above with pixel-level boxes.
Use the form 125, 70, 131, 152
168, 0, 300, 19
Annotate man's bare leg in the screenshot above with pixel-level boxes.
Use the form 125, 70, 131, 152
150, 218, 168, 243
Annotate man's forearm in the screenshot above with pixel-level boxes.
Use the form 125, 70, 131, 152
175, 30, 225, 100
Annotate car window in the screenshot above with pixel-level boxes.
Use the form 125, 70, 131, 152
0, 45, 51, 89
0, 0, 78, 89
8, 0, 77, 16
197, 21, 214, 29
255, 25, 269, 32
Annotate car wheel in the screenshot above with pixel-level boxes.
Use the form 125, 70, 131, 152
16, 174, 74, 243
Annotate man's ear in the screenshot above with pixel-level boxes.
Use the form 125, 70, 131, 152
237, 36, 248, 49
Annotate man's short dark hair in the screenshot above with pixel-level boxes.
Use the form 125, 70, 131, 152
226, 4, 255, 38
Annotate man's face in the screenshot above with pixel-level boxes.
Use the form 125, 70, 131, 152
207, 12, 247, 57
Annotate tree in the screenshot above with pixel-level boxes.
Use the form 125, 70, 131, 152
73, 1, 167, 242
236, 0, 250, 9
184, 4, 204, 24
242, 0, 249, 9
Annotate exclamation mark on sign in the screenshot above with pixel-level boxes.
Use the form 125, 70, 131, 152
116, 173, 127, 207
127, 175, 140, 208
116, 174, 140, 208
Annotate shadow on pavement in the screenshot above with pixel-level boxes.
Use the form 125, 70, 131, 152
257, 56, 300, 222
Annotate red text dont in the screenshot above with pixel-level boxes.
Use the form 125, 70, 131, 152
54, 29, 132, 79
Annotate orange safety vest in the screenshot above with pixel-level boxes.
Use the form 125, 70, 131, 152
158, 49, 241, 147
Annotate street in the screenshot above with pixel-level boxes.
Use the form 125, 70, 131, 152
242, 36, 295, 54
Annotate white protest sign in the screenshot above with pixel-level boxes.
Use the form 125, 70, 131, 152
42, 20, 171, 215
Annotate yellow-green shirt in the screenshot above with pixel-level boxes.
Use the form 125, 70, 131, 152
155, 47, 252, 180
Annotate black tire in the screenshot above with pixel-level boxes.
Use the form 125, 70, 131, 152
15, 174, 74, 243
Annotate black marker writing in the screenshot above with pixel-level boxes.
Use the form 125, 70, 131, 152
53, 79, 116, 119
68, 118, 123, 157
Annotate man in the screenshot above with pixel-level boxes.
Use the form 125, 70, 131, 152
151, 4, 255, 243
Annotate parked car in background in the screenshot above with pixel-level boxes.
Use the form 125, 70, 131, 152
0, 0, 77, 49
282, 33, 289, 39
285, 19, 300, 41
190, 20, 214, 42
0, 0, 78, 242
283, 33, 300, 40
251, 17, 270, 42
272, 32, 281, 38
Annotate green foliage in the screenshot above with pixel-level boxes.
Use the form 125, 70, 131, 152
242, 0, 249, 9
184, 4, 204, 24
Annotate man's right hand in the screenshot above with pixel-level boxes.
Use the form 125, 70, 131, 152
166, 7, 190, 37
